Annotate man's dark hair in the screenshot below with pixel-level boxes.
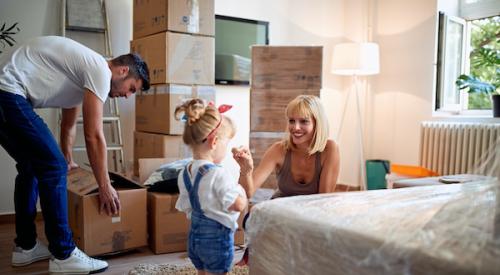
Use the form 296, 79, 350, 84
111, 53, 150, 91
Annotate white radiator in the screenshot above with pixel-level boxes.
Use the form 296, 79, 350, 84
420, 121, 500, 176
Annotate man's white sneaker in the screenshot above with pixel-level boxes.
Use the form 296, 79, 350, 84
49, 247, 108, 274
12, 240, 52, 266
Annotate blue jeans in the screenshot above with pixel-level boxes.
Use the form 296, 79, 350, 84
0, 91, 75, 259
188, 212, 234, 273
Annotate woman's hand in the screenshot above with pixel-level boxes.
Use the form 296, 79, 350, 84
232, 146, 254, 175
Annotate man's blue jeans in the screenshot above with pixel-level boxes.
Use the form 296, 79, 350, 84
0, 91, 75, 259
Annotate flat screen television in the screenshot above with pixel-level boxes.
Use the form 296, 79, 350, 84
215, 15, 269, 85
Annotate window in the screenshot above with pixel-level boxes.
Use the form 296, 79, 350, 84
435, 0, 499, 115
436, 13, 466, 112
466, 16, 499, 110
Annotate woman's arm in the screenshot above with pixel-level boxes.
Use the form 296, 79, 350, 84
318, 140, 340, 193
233, 142, 283, 198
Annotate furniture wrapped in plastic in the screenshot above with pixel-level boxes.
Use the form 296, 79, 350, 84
246, 178, 500, 275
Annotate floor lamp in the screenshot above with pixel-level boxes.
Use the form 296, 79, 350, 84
331, 42, 379, 190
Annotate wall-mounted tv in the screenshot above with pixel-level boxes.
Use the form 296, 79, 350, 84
215, 15, 269, 85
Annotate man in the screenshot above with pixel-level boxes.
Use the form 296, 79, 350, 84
0, 36, 150, 274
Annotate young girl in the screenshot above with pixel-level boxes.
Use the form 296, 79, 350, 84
174, 99, 248, 275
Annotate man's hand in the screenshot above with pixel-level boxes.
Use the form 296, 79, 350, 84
67, 161, 79, 171
98, 184, 121, 216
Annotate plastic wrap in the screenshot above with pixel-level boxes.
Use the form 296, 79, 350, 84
246, 178, 500, 275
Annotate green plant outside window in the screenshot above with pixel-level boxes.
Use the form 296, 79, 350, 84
463, 16, 500, 110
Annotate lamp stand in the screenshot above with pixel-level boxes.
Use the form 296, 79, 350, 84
336, 83, 351, 139
354, 75, 366, 190
335, 75, 367, 190
332, 42, 379, 191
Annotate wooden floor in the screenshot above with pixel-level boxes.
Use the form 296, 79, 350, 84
0, 220, 244, 275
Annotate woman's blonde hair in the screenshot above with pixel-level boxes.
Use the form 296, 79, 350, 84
283, 95, 329, 154
174, 99, 234, 146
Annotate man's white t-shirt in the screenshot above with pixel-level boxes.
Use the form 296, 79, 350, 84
0, 36, 110, 108
176, 159, 247, 231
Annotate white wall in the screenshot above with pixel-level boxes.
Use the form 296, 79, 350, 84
369, 0, 438, 166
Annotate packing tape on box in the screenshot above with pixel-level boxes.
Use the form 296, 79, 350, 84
186, 0, 200, 33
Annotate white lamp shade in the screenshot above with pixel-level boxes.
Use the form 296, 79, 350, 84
331, 42, 380, 76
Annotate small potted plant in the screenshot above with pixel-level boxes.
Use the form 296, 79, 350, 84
456, 70, 500, 117
455, 17, 499, 117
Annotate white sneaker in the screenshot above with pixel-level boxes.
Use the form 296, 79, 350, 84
49, 247, 108, 274
12, 240, 52, 266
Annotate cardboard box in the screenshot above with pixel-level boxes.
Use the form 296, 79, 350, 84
251, 46, 323, 89
148, 192, 245, 254
250, 89, 320, 132
136, 84, 191, 135
133, 131, 192, 176
135, 84, 216, 135
66, 168, 147, 256
147, 193, 188, 254
235, 215, 245, 245
130, 32, 214, 85
133, 0, 215, 39
249, 132, 286, 189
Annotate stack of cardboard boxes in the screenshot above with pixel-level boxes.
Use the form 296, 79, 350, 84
130, 0, 244, 255
250, 46, 323, 188
131, 0, 216, 176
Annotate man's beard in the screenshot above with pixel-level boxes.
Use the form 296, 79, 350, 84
108, 78, 122, 97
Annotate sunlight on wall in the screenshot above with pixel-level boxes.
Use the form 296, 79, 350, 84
376, 0, 438, 35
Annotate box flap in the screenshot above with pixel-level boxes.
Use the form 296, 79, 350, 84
67, 168, 99, 196
109, 171, 144, 189
68, 168, 144, 196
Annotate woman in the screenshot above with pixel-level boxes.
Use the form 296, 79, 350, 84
233, 94, 340, 199
232, 95, 340, 265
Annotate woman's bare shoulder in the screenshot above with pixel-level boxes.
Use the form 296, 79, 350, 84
263, 141, 287, 162
270, 141, 286, 153
324, 139, 339, 152
321, 139, 339, 161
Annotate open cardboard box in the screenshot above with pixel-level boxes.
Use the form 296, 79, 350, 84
67, 168, 147, 256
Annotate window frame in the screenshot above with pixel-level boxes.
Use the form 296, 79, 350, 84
434, 11, 494, 117
436, 13, 467, 114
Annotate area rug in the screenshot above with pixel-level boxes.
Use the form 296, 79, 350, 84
129, 263, 249, 275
